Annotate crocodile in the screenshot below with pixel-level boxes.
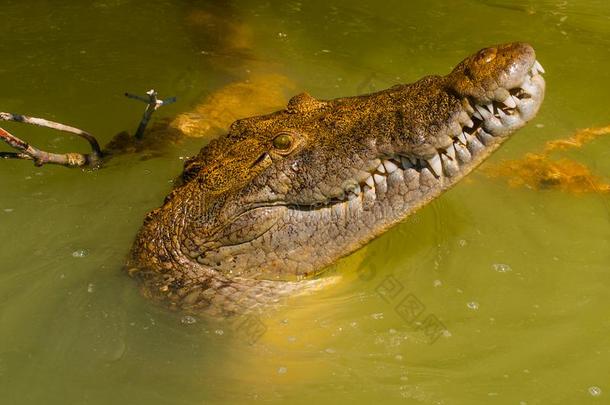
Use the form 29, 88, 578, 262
128, 42, 546, 317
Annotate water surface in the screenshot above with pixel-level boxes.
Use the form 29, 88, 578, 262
1, 0, 609, 404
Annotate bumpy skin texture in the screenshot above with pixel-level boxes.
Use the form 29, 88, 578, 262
128, 43, 546, 317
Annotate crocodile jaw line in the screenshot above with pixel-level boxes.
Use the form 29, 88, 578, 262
318, 59, 547, 205
194, 59, 545, 278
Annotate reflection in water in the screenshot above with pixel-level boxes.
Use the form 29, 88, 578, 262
171, 73, 295, 137
486, 125, 610, 193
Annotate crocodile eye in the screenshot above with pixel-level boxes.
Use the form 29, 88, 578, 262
272, 133, 294, 151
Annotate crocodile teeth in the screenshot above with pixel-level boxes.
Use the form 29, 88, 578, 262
463, 117, 474, 128
473, 110, 483, 120
454, 142, 472, 164
467, 135, 484, 155
373, 173, 385, 184
521, 82, 536, 96
420, 168, 436, 184
475, 104, 492, 120
426, 154, 442, 177
458, 131, 468, 145
485, 103, 494, 114
464, 131, 475, 143
441, 153, 459, 177
400, 156, 413, 169
502, 96, 517, 109
365, 175, 375, 188
477, 129, 494, 145
383, 160, 398, 173
534, 60, 545, 74
488, 115, 502, 129
376, 163, 386, 174
445, 145, 456, 160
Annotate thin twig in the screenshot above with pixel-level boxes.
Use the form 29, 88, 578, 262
0, 126, 96, 167
125, 89, 176, 139
0, 112, 102, 157
1, 89, 176, 168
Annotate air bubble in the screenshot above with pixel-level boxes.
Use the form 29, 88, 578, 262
72, 249, 88, 258
181, 316, 197, 325
493, 263, 512, 273
589, 386, 602, 397
467, 301, 480, 310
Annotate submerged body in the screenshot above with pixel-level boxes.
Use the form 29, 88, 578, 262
128, 43, 546, 316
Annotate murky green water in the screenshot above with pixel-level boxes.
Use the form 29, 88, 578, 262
1, 0, 609, 403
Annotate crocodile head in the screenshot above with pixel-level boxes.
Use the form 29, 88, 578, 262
130, 42, 545, 314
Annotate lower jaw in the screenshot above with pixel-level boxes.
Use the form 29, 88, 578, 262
197, 129, 513, 282
322, 137, 507, 240
321, 74, 547, 242
263, 137, 509, 280
317, 132, 509, 229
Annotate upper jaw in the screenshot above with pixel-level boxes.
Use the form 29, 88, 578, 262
317, 58, 546, 203
469, 59, 546, 137
204, 47, 546, 213
410, 57, 546, 172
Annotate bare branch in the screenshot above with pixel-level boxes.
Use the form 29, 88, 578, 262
1, 89, 177, 168
0, 112, 103, 168
0, 126, 97, 168
125, 89, 176, 139
0, 112, 102, 157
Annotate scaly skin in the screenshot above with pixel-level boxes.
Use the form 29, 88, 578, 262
127, 43, 546, 317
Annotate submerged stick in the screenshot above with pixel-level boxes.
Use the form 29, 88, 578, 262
1, 88, 176, 167
0, 113, 102, 167
0, 127, 95, 167
125, 89, 176, 139
0, 112, 102, 156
